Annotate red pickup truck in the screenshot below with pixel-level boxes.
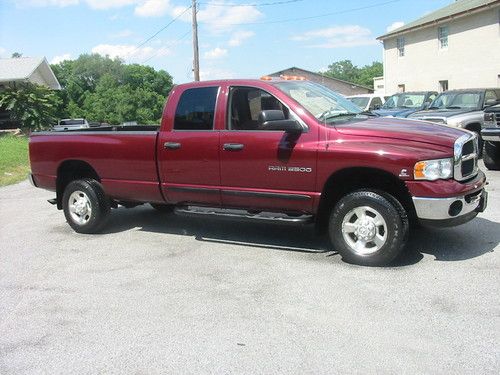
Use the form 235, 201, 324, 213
29, 78, 487, 266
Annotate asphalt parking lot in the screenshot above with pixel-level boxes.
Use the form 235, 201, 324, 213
1, 163, 499, 374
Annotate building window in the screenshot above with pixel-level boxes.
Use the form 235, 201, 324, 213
397, 37, 405, 57
398, 84, 405, 93
439, 80, 448, 92
438, 26, 448, 49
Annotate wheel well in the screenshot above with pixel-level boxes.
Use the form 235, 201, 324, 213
315, 167, 416, 233
56, 160, 100, 209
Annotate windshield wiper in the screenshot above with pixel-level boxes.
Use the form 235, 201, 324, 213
358, 111, 380, 117
445, 106, 462, 109
428, 106, 440, 109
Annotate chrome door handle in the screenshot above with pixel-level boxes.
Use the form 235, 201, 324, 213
223, 143, 244, 151
164, 142, 181, 150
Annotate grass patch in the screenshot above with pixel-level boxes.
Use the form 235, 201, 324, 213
0, 134, 30, 186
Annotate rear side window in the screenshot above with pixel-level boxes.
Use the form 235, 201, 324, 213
174, 87, 218, 130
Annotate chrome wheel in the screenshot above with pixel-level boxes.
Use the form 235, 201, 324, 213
68, 190, 92, 225
341, 206, 387, 255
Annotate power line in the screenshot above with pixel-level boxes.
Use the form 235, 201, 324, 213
223, 0, 403, 25
198, 0, 304, 6
140, 29, 192, 65
129, 5, 192, 59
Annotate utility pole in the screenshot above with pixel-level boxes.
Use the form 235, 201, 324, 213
192, 0, 200, 81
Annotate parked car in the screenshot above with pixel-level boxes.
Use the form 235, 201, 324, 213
373, 91, 438, 118
409, 88, 500, 150
53, 118, 101, 131
29, 78, 487, 266
346, 94, 385, 112
482, 104, 500, 170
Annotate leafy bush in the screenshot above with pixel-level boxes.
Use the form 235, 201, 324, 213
0, 83, 60, 130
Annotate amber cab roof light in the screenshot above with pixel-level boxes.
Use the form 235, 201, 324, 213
259, 75, 307, 81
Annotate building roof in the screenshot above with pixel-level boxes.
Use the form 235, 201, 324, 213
378, 0, 500, 40
0, 57, 61, 89
268, 66, 373, 91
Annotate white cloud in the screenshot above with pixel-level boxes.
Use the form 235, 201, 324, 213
291, 25, 377, 48
228, 30, 255, 47
386, 21, 405, 32
91, 43, 171, 61
197, 2, 263, 32
204, 47, 228, 60
50, 53, 72, 64
134, 0, 171, 17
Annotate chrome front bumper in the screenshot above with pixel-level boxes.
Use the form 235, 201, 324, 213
412, 189, 487, 221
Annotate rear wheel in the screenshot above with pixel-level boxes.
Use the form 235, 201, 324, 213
62, 179, 110, 233
329, 191, 409, 266
483, 141, 500, 170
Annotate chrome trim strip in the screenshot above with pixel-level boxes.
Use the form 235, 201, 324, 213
221, 189, 311, 201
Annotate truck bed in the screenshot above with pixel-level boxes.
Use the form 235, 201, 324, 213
30, 126, 164, 203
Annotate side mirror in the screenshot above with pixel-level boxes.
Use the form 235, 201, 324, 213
484, 99, 498, 108
258, 110, 303, 133
422, 101, 431, 109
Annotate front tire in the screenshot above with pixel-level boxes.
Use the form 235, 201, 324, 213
329, 191, 409, 266
483, 141, 500, 170
62, 179, 110, 233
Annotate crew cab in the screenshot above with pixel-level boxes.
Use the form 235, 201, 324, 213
482, 104, 500, 170
409, 88, 500, 149
29, 78, 488, 266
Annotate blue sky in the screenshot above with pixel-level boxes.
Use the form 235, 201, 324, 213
0, 0, 451, 83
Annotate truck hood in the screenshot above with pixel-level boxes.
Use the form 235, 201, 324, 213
409, 108, 476, 119
372, 108, 418, 118
334, 117, 465, 148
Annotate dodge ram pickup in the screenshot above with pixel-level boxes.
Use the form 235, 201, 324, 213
29, 78, 488, 266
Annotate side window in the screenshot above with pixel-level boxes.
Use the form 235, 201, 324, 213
485, 90, 498, 101
228, 87, 290, 130
174, 87, 218, 130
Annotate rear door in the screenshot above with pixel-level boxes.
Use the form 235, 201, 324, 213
219, 85, 318, 213
157, 86, 222, 206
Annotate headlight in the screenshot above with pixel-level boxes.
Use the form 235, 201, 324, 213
484, 113, 495, 124
414, 158, 453, 180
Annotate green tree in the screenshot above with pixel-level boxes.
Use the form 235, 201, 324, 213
322, 60, 383, 89
0, 83, 60, 131
51, 54, 173, 124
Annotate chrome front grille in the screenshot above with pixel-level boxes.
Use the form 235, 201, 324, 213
454, 134, 478, 181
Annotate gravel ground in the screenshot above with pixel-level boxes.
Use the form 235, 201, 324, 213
0, 163, 499, 374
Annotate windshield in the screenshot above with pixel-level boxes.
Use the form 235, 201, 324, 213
273, 81, 362, 123
347, 97, 369, 109
430, 92, 481, 110
382, 93, 426, 109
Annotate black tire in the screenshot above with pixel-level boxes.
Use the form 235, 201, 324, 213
150, 203, 174, 213
329, 191, 409, 266
483, 141, 500, 170
62, 179, 111, 233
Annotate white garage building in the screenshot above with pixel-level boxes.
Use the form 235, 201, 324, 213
378, 0, 500, 95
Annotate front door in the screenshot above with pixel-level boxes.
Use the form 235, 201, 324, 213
219, 86, 318, 213
157, 86, 221, 206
